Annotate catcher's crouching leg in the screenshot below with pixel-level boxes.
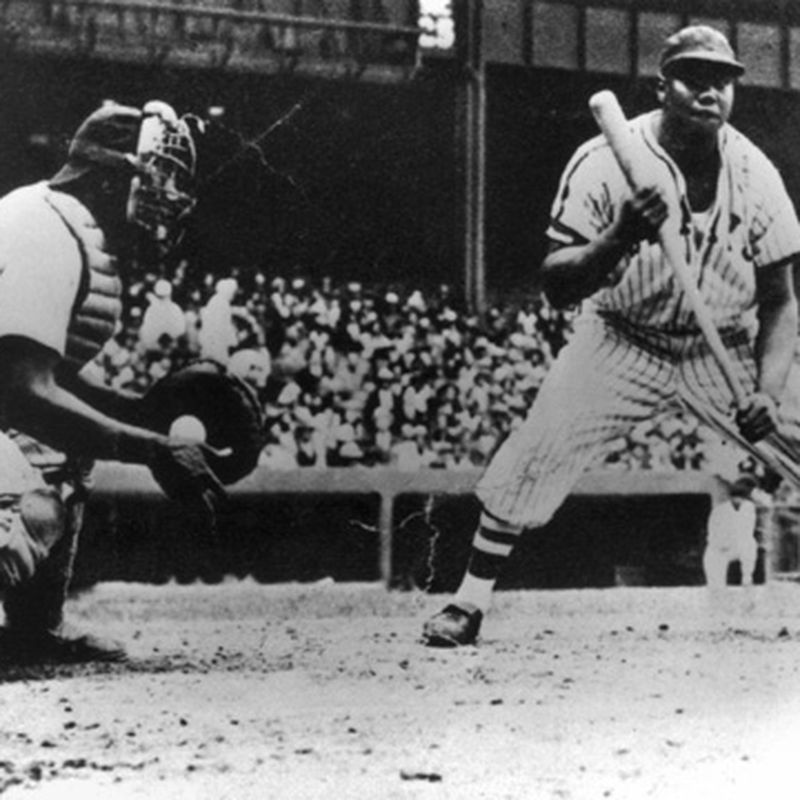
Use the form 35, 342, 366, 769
1, 490, 126, 664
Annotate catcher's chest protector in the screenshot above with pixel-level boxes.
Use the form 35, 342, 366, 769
46, 191, 123, 370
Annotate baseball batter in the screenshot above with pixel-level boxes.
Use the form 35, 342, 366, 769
423, 25, 800, 646
0, 101, 228, 664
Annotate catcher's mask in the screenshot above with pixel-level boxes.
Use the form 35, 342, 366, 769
50, 99, 198, 253
126, 100, 197, 252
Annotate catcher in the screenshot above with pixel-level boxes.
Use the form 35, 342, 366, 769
0, 100, 261, 664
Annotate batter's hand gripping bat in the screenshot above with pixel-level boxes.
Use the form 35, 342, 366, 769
588, 89, 800, 487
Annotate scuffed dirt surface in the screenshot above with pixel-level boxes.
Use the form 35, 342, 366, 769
3, 580, 800, 799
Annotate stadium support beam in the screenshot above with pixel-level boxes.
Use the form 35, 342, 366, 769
454, 0, 487, 316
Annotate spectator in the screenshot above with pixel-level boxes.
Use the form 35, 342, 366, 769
363, 366, 399, 435
98, 270, 735, 475
198, 277, 240, 364
294, 415, 320, 467
703, 475, 759, 588
138, 279, 186, 354
229, 347, 272, 393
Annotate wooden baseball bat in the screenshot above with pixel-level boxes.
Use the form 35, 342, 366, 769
588, 90, 747, 406
588, 90, 800, 488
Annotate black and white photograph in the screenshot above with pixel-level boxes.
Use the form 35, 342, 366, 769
2, 1, 800, 797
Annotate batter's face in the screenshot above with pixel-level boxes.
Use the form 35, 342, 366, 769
658, 61, 737, 137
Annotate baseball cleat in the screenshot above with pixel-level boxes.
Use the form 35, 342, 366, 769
422, 602, 483, 647
0, 624, 127, 665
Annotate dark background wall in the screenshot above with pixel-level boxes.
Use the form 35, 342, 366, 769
75, 490, 712, 589
0, 54, 458, 285
2, 54, 800, 297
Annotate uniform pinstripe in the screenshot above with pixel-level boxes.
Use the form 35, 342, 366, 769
475, 111, 800, 530
547, 111, 800, 333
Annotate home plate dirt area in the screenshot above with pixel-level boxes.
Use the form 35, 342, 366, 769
2, 580, 800, 799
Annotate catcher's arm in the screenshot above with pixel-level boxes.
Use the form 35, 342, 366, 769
55, 362, 144, 426
3, 336, 155, 460
0, 336, 226, 513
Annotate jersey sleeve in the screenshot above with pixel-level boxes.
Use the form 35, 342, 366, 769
546, 137, 628, 248
747, 154, 800, 269
0, 198, 82, 356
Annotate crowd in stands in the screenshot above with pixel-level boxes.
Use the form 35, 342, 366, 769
88, 263, 751, 476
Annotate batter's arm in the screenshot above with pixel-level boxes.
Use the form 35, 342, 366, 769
735, 261, 798, 442
541, 187, 667, 309
754, 261, 798, 402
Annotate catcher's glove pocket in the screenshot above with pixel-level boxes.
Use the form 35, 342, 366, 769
0, 489, 65, 588
140, 359, 264, 485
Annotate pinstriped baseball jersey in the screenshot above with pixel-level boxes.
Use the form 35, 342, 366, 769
548, 110, 800, 332
474, 110, 800, 529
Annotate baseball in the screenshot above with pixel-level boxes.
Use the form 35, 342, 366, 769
169, 415, 207, 442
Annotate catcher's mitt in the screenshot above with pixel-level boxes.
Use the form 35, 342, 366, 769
140, 360, 264, 485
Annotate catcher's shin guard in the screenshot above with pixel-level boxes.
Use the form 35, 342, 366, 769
3, 493, 82, 633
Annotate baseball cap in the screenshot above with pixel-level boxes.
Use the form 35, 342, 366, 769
50, 102, 142, 187
659, 25, 745, 77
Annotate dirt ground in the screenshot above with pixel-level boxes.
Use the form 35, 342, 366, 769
2, 580, 800, 800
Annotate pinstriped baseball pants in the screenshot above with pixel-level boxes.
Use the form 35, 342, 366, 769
476, 311, 800, 529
